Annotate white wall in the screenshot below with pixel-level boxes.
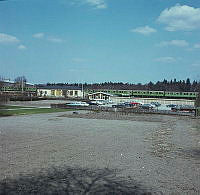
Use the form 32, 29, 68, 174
37, 89, 52, 97
37, 88, 83, 98
67, 90, 83, 98
110, 97, 195, 106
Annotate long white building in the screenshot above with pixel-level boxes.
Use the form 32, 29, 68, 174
37, 85, 83, 98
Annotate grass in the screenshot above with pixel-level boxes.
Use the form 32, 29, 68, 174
0, 105, 33, 109
0, 105, 74, 116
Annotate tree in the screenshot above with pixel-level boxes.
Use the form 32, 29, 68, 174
14, 76, 27, 93
195, 93, 200, 107
195, 84, 200, 107
0, 80, 8, 105
185, 78, 191, 91
15, 76, 27, 83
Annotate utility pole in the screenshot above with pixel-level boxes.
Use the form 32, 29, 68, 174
21, 79, 24, 94
82, 83, 84, 98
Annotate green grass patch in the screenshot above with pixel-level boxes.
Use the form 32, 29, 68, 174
0, 107, 74, 117
0, 105, 34, 109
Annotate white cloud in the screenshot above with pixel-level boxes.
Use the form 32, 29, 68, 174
33, 33, 44, 39
72, 58, 87, 63
33, 33, 63, 43
154, 57, 176, 63
47, 37, 63, 43
191, 62, 200, 67
18, 44, 27, 50
131, 26, 157, 35
0, 33, 20, 44
194, 43, 200, 49
69, 0, 107, 9
158, 4, 200, 31
158, 40, 189, 47
85, 0, 107, 9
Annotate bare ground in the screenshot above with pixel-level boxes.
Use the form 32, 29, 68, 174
0, 110, 200, 194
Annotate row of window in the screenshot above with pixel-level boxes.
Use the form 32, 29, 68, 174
88, 90, 197, 96
40, 90, 79, 96
1, 87, 36, 91
165, 92, 196, 96
133, 91, 163, 94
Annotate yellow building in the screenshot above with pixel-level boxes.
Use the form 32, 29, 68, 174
37, 85, 83, 98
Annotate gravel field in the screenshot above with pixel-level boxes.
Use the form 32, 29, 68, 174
1, 102, 200, 194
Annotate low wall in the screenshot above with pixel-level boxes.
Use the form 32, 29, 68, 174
195, 108, 200, 117
51, 104, 195, 116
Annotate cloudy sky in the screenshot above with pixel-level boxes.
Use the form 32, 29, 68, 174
1, 0, 200, 83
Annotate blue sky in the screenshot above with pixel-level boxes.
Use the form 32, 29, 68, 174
1, 0, 200, 84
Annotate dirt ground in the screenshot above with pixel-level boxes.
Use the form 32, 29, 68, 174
1, 103, 200, 194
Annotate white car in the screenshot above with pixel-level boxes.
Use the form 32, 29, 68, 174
66, 102, 89, 106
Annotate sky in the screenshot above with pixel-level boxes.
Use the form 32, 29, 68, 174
1, 0, 200, 84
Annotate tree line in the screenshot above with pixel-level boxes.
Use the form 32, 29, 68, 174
46, 78, 200, 92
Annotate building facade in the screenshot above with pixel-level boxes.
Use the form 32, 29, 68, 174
37, 85, 83, 98
87, 92, 112, 100
0, 80, 37, 96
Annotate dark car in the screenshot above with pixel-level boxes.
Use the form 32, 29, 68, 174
139, 104, 154, 109
151, 102, 161, 107
166, 104, 177, 108
112, 102, 131, 108
88, 101, 98, 106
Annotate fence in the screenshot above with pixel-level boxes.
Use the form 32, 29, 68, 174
195, 107, 200, 117
0, 93, 9, 104
51, 104, 195, 116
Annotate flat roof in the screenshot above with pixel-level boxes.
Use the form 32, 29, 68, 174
37, 85, 82, 90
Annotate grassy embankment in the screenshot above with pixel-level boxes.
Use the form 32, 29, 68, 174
0, 105, 74, 117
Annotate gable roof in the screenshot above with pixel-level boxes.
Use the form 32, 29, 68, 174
88, 92, 113, 96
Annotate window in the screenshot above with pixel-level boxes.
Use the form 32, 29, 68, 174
75, 91, 78, 96
51, 90, 55, 96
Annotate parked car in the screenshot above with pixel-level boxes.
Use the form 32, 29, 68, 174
171, 105, 195, 112
151, 102, 161, 107
166, 104, 177, 108
66, 102, 89, 106
139, 104, 154, 109
88, 101, 98, 106
112, 102, 131, 108
130, 102, 141, 107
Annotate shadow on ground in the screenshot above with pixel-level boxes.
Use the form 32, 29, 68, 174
176, 148, 200, 160
0, 166, 161, 195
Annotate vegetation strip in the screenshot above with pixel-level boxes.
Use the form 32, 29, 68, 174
0, 106, 74, 116
0, 105, 34, 109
